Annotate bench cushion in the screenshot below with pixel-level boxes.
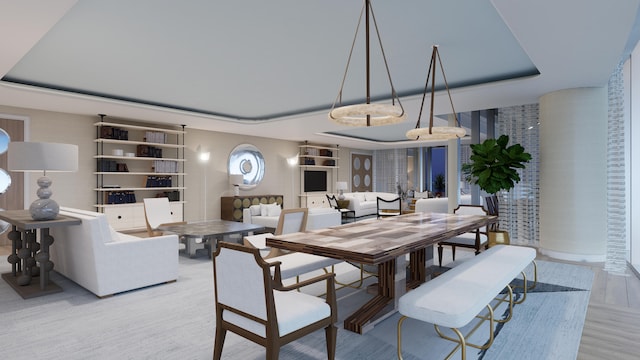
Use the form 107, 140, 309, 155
399, 245, 536, 328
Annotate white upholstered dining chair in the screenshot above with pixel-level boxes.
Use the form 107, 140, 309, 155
437, 205, 489, 267
213, 242, 337, 360
244, 208, 308, 258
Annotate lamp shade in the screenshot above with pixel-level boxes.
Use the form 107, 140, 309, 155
229, 174, 244, 186
336, 181, 348, 191
8, 142, 78, 172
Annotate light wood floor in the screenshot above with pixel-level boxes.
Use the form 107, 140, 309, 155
1, 245, 639, 359
534, 254, 640, 360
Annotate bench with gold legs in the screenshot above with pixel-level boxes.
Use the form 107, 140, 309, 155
397, 245, 537, 360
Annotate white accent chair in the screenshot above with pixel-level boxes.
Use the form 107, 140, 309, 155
437, 205, 489, 267
377, 196, 402, 218
50, 207, 179, 298
213, 242, 337, 360
143, 197, 204, 257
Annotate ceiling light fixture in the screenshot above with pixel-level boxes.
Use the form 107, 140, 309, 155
406, 45, 466, 140
328, 0, 406, 127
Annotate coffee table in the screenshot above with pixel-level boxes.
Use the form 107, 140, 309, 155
159, 220, 264, 258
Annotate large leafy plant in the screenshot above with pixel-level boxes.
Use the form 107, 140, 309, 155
461, 135, 532, 195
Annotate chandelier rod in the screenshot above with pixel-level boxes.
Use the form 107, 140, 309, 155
413, 46, 462, 140
365, 0, 371, 126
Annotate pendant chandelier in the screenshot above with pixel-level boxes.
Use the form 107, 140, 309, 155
328, 0, 406, 127
406, 45, 466, 140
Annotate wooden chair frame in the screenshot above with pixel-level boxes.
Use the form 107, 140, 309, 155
213, 242, 337, 360
376, 196, 402, 218
437, 205, 489, 267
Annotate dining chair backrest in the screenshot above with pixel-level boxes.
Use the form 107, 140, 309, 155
453, 204, 488, 216
275, 208, 308, 235
326, 194, 339, 209
377, 196, 402, 218
484, 195, 499, 216
214, 242, 270, 322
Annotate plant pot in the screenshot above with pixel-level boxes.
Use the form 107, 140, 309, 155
488, 230, 510, 247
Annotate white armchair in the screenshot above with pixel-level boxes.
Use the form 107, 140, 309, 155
50, 207, 179, 297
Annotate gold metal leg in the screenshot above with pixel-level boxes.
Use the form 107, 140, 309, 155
397, 315, 408, 360
434, 304, 495, 360
333, 263, 374, 290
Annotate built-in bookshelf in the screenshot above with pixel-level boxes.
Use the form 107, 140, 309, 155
94, 115, 186, 230
298, 143, 339, 208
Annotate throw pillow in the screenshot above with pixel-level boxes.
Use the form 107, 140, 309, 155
266, 204, 281, 217
260, 203, 269, 216
249, 204, 261, 216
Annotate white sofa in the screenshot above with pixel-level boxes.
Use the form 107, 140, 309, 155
414, 194, 473, 213
342, 192, 399, 217
243, 205, 341, 230
49, 207, 179, 297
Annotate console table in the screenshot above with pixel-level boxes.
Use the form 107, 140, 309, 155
0, 210, 80, 299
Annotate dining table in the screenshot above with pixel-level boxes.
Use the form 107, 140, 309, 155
266, 212, 496, 334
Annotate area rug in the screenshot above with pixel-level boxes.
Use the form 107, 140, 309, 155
0, 256, 592, 359
223, 260, 593, 360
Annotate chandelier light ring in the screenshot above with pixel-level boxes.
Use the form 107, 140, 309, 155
328, 0, 405, 127
328, 103, 407, 126
406, 45, 466, 140
406, 126, 466, 141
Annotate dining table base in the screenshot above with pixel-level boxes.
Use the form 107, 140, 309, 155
344, 248, 428, 334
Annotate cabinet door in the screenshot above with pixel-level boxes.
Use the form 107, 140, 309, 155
103, 206, 136, 230
169, 202, 183, 223
306, 195, 328, 208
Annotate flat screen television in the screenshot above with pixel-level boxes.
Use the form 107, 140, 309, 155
304, 170, 327, 192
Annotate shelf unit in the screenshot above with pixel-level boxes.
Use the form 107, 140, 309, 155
94, 117, 186, 230
298, 143, 339, 208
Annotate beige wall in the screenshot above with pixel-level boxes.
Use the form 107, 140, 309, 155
0, 105, 363, 222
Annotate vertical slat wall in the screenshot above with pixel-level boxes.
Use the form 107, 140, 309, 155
497, 104, 540, 246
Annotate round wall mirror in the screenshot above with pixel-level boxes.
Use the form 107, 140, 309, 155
228, 144, 265, 189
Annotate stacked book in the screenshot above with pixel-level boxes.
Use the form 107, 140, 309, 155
153, 160, 178, 173
145, 131, 167, 144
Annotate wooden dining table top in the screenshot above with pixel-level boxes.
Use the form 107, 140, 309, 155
266, 212, 497, 265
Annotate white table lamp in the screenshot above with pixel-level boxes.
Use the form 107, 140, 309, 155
229, 174, 244, 196
8, 142, 78, 220
336, 181, 348, 200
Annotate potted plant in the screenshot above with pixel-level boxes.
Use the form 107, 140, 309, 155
433, 173, 446, 197
462, 135, 531, 195
461, 135, 531, 245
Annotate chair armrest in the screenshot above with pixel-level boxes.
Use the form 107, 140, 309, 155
276, 272, 336, 292
275, 272, 337, 315
243, 208, 252, 224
